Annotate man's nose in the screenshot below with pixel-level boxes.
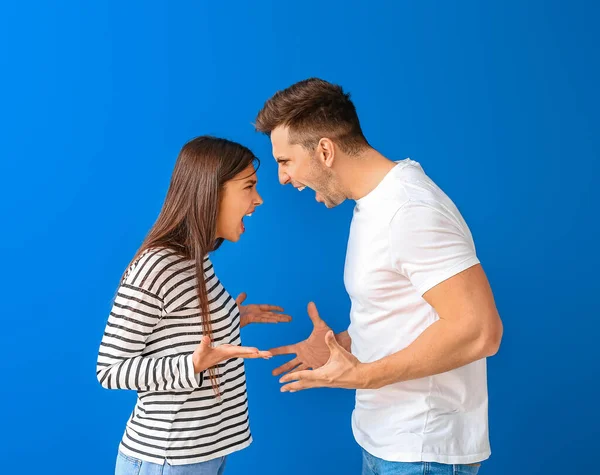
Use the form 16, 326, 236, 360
278, 168, 291, 186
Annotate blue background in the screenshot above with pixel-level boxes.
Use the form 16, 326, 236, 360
1, 1, 598, 474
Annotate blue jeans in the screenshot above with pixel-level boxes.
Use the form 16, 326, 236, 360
115, 451, 227, 475
362, 450, 481, 475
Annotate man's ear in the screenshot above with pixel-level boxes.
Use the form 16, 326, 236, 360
317, 138, 336, 168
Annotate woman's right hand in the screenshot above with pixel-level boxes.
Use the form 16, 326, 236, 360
192, 336, 272, 373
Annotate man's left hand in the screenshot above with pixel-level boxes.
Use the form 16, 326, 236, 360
279, 330, 368, 392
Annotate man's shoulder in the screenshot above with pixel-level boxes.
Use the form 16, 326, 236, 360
397, 161, 463, 214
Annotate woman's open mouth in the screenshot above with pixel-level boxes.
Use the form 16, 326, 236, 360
241, 212, 253, 233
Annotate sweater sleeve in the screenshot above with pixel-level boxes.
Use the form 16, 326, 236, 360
96, 251, 203, 391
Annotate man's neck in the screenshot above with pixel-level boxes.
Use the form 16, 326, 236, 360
337, 147, 398, 201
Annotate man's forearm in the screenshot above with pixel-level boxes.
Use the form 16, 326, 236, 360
363, 319, 499, 389
335, 331, 352, 352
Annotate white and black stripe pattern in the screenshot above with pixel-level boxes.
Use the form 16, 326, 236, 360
96, 248, 252, 465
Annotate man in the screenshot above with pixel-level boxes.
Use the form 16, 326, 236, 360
254, 78, 503, 474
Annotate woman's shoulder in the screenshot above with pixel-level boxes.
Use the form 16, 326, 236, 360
122, 247, 194, 296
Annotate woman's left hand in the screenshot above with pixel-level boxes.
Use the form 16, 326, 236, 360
235, 293, 292, 328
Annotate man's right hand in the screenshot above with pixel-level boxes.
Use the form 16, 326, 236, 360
269, 302, 335, 376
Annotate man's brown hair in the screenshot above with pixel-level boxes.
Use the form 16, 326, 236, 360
255, 78, 369, 155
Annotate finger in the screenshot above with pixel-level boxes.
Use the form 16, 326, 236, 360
281, 380, 320, 393
279, 368, 318, 384
272, 357, 300, 376
198, 335, 211, 349
265, 313, 292, 322
218, 345, 259, 357
236, 353, 271, 360
288, 363, 308, 375
258, 304, 285, 312
325, 330, 342, 353
251, 313, 292, 324
280, 373, 322, 392
235, 292, 247, 306
251, 317, 283, 324
268, 344, 297, 357
227, 346, 271, 358
307, 301, 323, 326
223, 349, 272, 360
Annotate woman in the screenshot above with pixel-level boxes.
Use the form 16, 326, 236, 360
96, 136, 291, 475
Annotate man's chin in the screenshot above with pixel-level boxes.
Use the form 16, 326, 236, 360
313, 188, 344, 208
324, 197, 345, 209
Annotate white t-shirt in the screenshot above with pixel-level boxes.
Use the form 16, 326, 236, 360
345, 159, 490, 464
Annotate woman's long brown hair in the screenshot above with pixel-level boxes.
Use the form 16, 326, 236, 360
124, 136, 259, 394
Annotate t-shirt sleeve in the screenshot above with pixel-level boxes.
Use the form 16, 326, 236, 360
389, 201, 480, 295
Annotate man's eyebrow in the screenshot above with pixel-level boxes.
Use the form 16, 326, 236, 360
275, 156, 289, 163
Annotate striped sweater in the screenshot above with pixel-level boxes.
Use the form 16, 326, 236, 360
96, 247, 252, 465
